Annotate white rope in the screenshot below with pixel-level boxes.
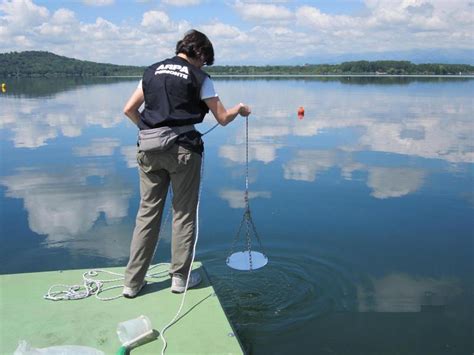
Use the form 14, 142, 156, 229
43, 264, 170, 301
159, 149, 205, 355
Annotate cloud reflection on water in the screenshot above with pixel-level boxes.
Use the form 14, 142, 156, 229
0, 83, 125, 148
282, 149, 427, 199
367, 167, 426, 199
219, 189, 272, 209
357, 273, 461, 313
0, 78, 472, 251
215, 78, 472, 201
73, 137, 121, 157
0, 166, 132, 247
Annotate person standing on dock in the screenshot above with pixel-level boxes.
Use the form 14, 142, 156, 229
122, 29, 251, 298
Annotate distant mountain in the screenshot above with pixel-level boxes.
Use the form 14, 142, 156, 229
1, 51, 473, 77
279, 48, 474, 66
0, 51, 145, 77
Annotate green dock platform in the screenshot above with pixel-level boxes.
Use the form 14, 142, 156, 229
0, 262, 243, 354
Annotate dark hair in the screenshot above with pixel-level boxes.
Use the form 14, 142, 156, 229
175, 29, 215, 66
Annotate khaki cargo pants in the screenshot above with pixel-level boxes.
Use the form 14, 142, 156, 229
124, 144, 201, 290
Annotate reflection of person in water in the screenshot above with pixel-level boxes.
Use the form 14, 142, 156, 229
122, 29, 251, 298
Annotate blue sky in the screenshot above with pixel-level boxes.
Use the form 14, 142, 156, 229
1, 0, 473, 65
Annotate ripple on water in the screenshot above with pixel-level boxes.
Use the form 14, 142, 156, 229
202, 248, 359, 335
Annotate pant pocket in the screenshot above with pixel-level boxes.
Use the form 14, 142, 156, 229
137, 150, 149, 168
177, 146, 192, 165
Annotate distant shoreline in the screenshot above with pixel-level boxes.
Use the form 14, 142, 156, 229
2, 51, 473, 78
208, 74, 474, 78
5, 74, 473, 79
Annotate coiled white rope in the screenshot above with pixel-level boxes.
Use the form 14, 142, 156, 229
44, 263, 170, 301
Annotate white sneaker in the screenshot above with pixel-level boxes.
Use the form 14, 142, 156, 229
122, 281, 147, 299
171, 272, 202, 293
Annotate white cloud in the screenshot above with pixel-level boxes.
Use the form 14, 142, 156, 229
82, 0, 114, 6
38, 9, 78, 39
52, 8, 76, 24
81, 17, 120, 40
0, 0, 472, 65
296, 6, 360, 31
162, 0, 201, 6
0, 0, 48, 28
141, 10, 174, 32
199, 22, 246, 40
234, 0, 293, 22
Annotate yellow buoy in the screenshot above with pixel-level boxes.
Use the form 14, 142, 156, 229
1, 83, 6, 93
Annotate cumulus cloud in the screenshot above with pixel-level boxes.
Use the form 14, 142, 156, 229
51, 8, 76, 24
234, 0, 293, 22
162, 0, 201, 5
82, 0, 114, 6
0, 0, 48, 28
0, 0, 472, 64
253, 0, 473, 60
141, 10, 175, 32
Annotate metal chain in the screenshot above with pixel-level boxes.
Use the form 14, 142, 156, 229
227, 115, 264, 271
228, 211, 246, 260
244, 116, 253, 270
245, 116, 249, 211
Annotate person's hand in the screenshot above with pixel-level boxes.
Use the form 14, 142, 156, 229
238, 103, 251, 117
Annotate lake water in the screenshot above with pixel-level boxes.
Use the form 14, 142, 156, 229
1, 77, 473, 354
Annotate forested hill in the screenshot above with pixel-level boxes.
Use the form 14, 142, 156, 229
0, 51, 144, 77
1, 51, 473, 77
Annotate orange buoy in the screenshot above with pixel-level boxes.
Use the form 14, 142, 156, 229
297, 106, 304, 119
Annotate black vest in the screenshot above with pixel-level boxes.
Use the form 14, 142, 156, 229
138, 56, 210, 130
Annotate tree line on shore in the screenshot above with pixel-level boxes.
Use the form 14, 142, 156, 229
1, 51, 473, 77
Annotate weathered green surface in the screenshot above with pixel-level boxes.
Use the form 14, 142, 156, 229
0, 262, 243, 354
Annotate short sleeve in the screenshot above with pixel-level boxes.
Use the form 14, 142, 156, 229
200, 77, 218, 100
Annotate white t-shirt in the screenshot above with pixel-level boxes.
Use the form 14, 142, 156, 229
137, 77, 218, 100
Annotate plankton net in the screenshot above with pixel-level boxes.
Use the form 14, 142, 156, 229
226, 116, 268, 271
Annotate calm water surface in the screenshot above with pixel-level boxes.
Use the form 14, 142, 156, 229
0, 77, 473, 355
